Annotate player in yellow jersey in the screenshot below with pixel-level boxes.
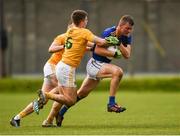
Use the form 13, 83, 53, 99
34, 10, 119, 119
10, 33, 66, 127
42, 15, 134, 127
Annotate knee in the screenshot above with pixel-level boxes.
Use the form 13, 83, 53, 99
113, 68, 123, 78
67, 100, 76, 107
66, 97, 77, 107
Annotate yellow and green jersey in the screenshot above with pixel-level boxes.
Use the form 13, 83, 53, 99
62, 26, 95, 67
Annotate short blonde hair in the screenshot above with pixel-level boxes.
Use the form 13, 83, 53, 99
119, 15, 134, 26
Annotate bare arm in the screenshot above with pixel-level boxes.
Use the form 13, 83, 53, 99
119, 44, 131, 59
94, 46, 114, 57
48, 42, 64, 53
86, 42, 95, 51
93, 36, 107, 46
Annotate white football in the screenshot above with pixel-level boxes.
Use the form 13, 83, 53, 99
107, 46, 118, 60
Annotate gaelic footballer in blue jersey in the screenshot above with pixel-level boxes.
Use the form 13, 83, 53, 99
42, 15, 134, 127
93, 26, 132, 63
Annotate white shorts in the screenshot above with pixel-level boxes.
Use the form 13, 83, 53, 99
43, 62, 56, 77
43, 62, 56, 83
56, 61, 76, 88
86, 58, 104, 80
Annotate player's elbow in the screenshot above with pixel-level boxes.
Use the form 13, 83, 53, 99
122, 50, 131, 59
48, 49, 53, 53
123, 54, 130, 59
48, 47, 53, 53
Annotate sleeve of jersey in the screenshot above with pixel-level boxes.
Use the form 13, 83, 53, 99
53, 35, 62, 44
101, 30, 111, 38
83, 29, 95, 42
53, 35, 65, 45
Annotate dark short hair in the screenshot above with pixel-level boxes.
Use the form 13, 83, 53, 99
119, 15, 134, 26
71, 10, 88, 26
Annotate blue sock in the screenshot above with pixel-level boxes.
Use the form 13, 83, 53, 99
109, 96, 115, 105
59, 96, 82, 117
59, 105, 69, 117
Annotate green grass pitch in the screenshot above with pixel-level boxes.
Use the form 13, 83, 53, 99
0, 91, 180, 135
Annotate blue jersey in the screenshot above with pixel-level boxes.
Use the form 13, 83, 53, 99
92, 26, 132, 63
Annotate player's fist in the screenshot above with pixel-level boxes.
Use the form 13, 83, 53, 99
114, 49, 122, 59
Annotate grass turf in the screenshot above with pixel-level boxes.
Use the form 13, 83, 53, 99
1, 76, 180, 93
0, 91, 180, 135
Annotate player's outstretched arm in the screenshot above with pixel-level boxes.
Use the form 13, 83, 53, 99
93, 36, 107, 46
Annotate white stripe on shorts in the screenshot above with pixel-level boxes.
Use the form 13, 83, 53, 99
86, 58, 104, 80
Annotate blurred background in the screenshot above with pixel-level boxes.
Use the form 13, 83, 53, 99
0, 1, 180, 134
0, 0, 180, 78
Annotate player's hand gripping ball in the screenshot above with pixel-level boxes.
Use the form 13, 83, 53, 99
107, 46, 122, 60
105, 36, 120, 45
